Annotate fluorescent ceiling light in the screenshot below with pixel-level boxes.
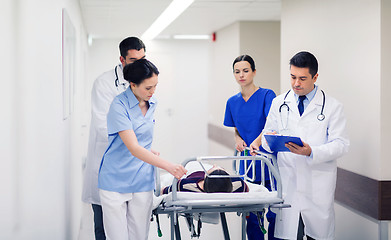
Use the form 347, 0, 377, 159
141, 0, 194, 41
173, 35, 210, 40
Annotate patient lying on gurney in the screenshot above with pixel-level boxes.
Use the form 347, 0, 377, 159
162, 165, 249, 194
154, 163, 275, 228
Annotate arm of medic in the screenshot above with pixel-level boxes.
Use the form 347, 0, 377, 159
308, 103, 349, 163
234, 128, 247, 152
250, 132, 312, 156
282, 104, 349, 161
248, 97, 312, 157
118, 129, 187, 180
223, 100, 248, 153
250, 99, 349, 163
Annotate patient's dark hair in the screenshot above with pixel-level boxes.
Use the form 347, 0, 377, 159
203, 169, 233, 193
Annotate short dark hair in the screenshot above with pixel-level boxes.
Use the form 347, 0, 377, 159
123, 59, 159, 85
204, 169, 233, 193
233, 55, 256, 72
119, 37, 146, 58
289, 51, 318, 78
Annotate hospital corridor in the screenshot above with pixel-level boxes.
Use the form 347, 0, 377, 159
1, 0, 391, 239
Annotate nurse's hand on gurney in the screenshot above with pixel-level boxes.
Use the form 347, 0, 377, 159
249, 141, 260, 156
235, 137, 247, 152
151, 149, 186, 180
248, 131, 276, 156
166, 163, 187, 180
285, 141, 312, 156
118, 129, 187, 179
234, 128, 247, 152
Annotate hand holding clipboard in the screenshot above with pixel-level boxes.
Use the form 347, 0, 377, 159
264, 134, 304, 152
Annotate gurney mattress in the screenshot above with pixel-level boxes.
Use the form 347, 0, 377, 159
163, 191, 281, 208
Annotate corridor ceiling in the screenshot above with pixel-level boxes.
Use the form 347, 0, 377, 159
79, 0, 281, 39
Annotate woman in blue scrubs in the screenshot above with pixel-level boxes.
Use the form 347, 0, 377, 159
98, 59, 187, 240
223, 55, 278, 240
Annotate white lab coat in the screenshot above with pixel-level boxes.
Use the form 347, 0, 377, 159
262, 88, 349, 240
82, 64, 129, 204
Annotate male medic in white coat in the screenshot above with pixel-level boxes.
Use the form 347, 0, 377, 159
250, 51, 349, 240
82, 37, 146, 240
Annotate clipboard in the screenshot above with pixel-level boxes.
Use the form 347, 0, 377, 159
264, 134, 303, 152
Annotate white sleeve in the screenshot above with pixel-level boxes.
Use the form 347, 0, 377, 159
310, 102, 350, 164
91, 76, 116, 142
261, 98, 280, 153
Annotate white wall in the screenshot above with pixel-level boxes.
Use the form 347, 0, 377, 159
0, 0, 18, 238
240, 21, 281, 94
146, 39, 211, 162
380, 0, 391, 236
380, 0, 391, 179
208, 22, 241, 131
0, 0, 88, 239
335, 202, 379, 239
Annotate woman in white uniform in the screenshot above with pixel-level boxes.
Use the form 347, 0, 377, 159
98, 59, 187, 240
256, 51, 349, 239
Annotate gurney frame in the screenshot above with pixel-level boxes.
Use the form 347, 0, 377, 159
154, 151, 289, 240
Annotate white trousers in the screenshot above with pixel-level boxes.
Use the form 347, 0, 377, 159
99, 189, 153, 240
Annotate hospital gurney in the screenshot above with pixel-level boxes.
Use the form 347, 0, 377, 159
152, 150, 290, 240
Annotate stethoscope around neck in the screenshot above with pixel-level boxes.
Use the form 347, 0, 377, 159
114, 65, 127, 91
279, 89, 326, 123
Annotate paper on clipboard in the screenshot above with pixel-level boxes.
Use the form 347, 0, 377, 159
264, 134, 303, 152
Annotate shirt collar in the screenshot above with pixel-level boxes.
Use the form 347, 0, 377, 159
294, 85, 318, 103
117, 64, 128, 85
125, 87, 139, 108
124, 87, 157, 108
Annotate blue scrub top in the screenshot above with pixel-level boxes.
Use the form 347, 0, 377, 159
98, 87, 157, 193
224, 87, 276, 182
